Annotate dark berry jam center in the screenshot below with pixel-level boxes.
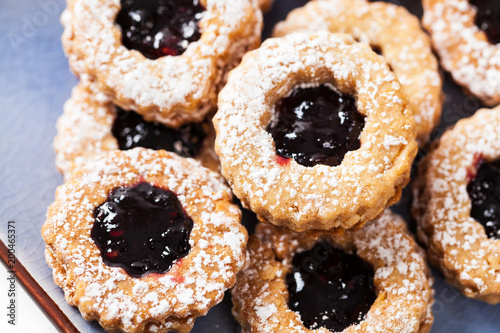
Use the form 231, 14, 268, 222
266, 84, 365, 167
470, 0, 500, 44
467, 158, 500, 239
92, 182, 193, 277
286, 241, 376, 331
116, 0, 205, 59
112, 107, 206, 157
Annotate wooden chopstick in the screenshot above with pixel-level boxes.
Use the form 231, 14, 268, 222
0, 238, 80, 333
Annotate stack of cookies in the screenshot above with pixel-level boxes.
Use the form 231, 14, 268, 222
217, 29, 434, 333
44, 0, 265, 332
42, 0, 500, 332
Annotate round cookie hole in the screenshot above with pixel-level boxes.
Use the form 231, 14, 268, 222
266, 83, 365, 167
286, 241, 376, 331
467, 156, 500, 239
470, 0, 500, 44
91, 181, 194, 278
112, 106, 207, 157
116, 0, 206, 59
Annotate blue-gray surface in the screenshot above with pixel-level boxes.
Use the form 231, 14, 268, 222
0, 0, 499, 332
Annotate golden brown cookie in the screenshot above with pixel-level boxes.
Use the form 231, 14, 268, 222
214, 32, 417, 232
61, 0, 263, 127
42, 148, 248, 333
413, 105, 500, 304
257, 0, 273, 13
54, 80, 220, 179
232, 210, 434, 333
422, 0, 500, 106
273, 0, 443, 145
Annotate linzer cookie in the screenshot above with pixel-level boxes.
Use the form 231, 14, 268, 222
42, 148, 248, 333
232, 210, 434, 333
54, 80, 220, 179
61, 0, 263, 127
413, 105, 500, 304
214, 32, 417, 232
273, 0, 443, 145
423, 0, 500, 106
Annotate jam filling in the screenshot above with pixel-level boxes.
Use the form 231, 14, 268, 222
92, 182, 193, 277
266, 84, 365, 167
112, 107, 206, 157
470, 0, 500, 44
116, 0, 205, 59
467, 158, 500, 239
286, 242, 376, 331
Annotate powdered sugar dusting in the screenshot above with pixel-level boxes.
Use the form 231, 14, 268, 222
214, 31, 417, 232
273, 0, 442, 145
54, 79, 117, 178
61, 0, 263, 126
54, 80, 221, 180
384, 135, 409, 150
232, 211, 434, 333
413, 106, 500, 303
423, 0, 500, 106
42, 148, 248, 332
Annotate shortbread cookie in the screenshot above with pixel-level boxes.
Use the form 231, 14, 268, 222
214, 32, 417, 232
273, 0, 443, 145
42, 148, 248, 333
54, 80, 220, 179
232, 210, 434, 333
423, 0, 500, 106
413, 105, 500, 304
61, 0, 263, 127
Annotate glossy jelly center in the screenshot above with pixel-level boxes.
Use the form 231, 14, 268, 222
266, 84, 365, 167
116, 0, 205, 59
470, 0, 500, 44
92, 182, 193, 277
112, 107, 206, 157
286, 242, 376, 331
467, 158, 500, 239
